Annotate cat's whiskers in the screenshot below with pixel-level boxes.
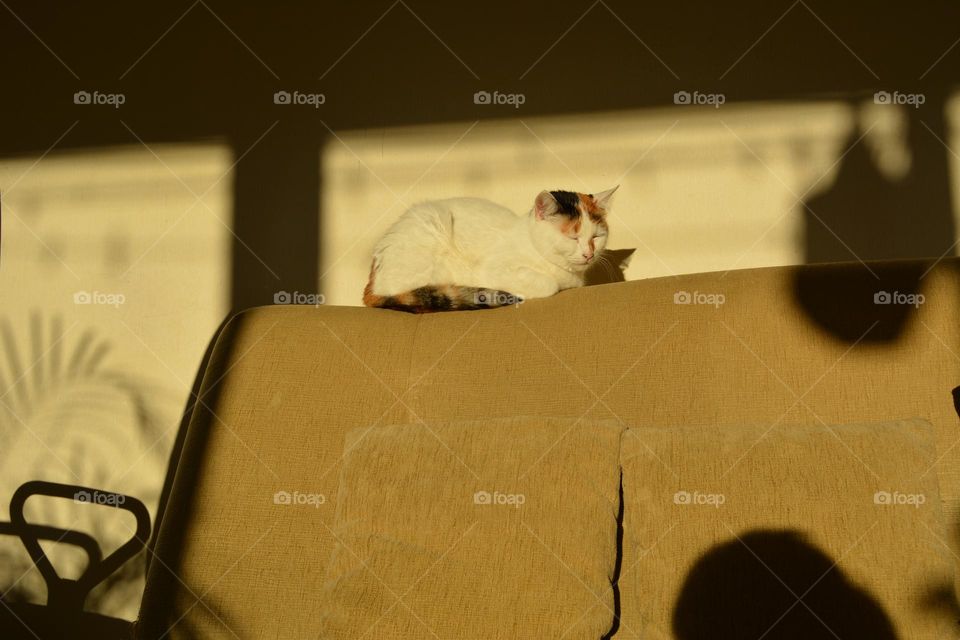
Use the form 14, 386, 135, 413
596, 253, 616, 279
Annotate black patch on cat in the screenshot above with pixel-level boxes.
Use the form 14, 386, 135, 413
379, 285, 521, 313
413, 286, 453, 311
549, 190, 581, 218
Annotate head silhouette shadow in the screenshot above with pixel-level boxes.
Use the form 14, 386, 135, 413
673, 529, 897, 640
794, 99, 954, 343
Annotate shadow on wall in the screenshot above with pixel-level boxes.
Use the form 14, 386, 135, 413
0, 311, 237, 639
584, 249, 636, 287
0, 314, 174, 622
795, 96, 956, 342
0, 481, 149, 640
673, 530, 898, 639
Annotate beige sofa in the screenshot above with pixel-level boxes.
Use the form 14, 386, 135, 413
136, 258, 960, 638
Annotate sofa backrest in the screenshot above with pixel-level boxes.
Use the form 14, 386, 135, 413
137, 258, 960, 638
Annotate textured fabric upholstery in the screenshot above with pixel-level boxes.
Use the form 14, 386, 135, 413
620, 419, 954, 638
137, 258, 960, 638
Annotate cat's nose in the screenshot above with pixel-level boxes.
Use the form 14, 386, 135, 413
582, 251, 593, 261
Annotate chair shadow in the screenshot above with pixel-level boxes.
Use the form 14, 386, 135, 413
0, 481, 151, 639
673, 530, 898, 639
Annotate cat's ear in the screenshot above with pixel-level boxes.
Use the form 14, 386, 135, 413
534, 191, 558, 220
593, 185, 619, 209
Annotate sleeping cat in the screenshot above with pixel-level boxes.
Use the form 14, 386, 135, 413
363, 186, 617, 312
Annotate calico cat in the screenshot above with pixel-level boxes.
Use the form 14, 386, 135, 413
363, 186, 617, 313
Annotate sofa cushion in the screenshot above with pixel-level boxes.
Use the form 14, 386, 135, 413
318, 416, 623, 639
619, 419, 955, 639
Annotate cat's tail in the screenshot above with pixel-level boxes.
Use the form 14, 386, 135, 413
363, 265, 522, 313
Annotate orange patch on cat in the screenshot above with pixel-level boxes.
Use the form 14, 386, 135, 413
362, 262, 384, 307
578, 193, 605, 223
394, 291, 418, 306
560, 216, 582, 235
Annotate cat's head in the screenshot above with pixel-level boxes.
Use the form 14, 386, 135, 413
530, 186, 617, 271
